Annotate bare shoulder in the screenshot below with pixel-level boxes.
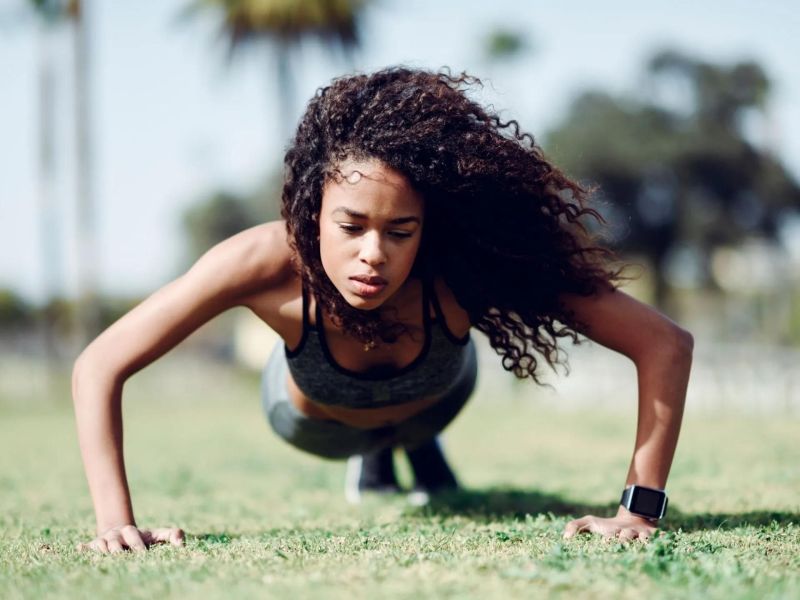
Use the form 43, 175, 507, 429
432, 276, 472, 338
231, 221, 304, 342
75, 221, 296, 380
189, 220, 295, 299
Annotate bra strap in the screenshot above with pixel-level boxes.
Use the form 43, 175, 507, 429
301, 280, 311, 332
422, 272, 434, 327
426, 273, 444, 323
425, 274, 470, 345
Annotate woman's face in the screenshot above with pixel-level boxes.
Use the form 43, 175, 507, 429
318, 159, 424, 311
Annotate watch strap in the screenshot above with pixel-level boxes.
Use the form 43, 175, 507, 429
620, 484, 668, 521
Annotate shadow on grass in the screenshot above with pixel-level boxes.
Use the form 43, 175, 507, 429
408, 487, 799, 532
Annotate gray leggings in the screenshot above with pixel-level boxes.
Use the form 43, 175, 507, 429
261, 339, 478, 460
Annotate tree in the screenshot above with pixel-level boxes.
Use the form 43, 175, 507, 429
29, 0, 63, 359
544, 49, 800, 307
27, 0, 99, 352
183, 0, 368, 139
179, 1, 370, 261
182, 167, 283, 264
69, 0, 100, 348
483, 27, 532, 63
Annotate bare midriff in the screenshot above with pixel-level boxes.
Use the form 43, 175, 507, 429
285, 371, 442, 430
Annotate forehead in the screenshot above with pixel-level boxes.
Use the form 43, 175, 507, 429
322, 159, 423, 217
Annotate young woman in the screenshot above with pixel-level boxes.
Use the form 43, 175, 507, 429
72, 68, 693, 554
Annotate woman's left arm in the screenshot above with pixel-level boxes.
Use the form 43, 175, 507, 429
558, 287, 694, 541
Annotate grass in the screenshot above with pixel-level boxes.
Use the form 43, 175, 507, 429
0, 355, 798, 599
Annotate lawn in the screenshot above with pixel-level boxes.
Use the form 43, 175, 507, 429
0, 354, 798, 599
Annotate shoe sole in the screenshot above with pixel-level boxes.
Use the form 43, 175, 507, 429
344, 455, 363, 505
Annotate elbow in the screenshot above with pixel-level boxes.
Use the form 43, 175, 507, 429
72, 345, 121, 402
674, 326, 694, 358
662, 324, 694, 368
71, 350, 93, 402
634, 323, 693, 369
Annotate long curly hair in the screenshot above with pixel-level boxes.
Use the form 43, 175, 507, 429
281, 67, 623, 382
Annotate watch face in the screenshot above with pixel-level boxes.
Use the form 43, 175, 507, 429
631, 487, 665, 517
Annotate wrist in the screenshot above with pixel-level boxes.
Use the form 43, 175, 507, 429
96, 519, 136, 536
619, 484, 668, 521
616, 504, 659, 524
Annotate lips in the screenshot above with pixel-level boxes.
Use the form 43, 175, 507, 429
350, 274, 388, 285
349, 274, 388, 298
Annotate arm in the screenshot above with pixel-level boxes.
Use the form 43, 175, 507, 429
558, 287, 693, 541
72, 221, 292, 553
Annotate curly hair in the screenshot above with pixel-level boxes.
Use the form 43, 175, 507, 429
281, 67, 622, 382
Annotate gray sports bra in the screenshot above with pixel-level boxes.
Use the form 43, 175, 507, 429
285, 276, 472, 409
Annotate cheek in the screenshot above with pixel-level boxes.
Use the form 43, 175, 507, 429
401, 239, 422, 268
318, 232, 348, 279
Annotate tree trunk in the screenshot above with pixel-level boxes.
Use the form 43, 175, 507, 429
273, 42, 294, 143
36, 18, 61, 362
71, 0, 99, 350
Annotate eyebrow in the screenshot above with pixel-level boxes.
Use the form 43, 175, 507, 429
331, 207, 421, 225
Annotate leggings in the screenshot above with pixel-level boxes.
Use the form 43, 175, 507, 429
261, 338, 478, 460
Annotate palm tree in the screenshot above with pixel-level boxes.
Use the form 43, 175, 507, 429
183, 0, 368, 139
67, 0, 100, 349
28, 0, 99, 355
29, 0, 66, 360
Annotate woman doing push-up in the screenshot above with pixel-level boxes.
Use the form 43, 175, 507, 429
72, 67, 693, 553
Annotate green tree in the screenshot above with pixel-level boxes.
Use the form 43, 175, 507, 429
545, 49, 800, 306
179, 1, 370, 259
28, 0, 99, 351
29, 0, 63, 358
184, 0, 368, 139
182, 167, 283, 263
483, 27, 531, 62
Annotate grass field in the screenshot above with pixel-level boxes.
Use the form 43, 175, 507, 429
1, 355, 798, 599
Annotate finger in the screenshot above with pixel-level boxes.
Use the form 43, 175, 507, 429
563, 518, 584, 539
119, 526, 147, 552
91, 538, 109, 554
563, 517, 591, 539
170, 527, 185, 547
602, 526, 621, 540
618, 528, 638, 542
147, 527, 185, 547
638, 527, 654, 542
106, 538, 124, 554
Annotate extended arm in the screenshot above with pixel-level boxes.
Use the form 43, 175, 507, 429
558, 287, 693, 541
72, 221, 292, 552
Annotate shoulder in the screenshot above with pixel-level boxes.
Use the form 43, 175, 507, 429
187, 220, 296, 302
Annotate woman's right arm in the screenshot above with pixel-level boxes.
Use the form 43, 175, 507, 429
72, 221, 293, 553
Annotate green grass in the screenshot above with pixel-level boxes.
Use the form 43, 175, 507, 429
1, 356, 798, 599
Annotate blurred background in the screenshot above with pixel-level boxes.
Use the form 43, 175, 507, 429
1, 0, 799, 414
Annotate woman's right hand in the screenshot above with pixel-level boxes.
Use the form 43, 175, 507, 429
76, 525, 185, 554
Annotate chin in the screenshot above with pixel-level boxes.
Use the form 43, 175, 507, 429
344, 294, 383, 311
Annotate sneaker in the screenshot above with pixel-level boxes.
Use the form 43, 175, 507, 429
344, 446, 401, 504
405, 437, 459, 501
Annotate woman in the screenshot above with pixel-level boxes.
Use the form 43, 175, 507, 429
72, 68, 693, 554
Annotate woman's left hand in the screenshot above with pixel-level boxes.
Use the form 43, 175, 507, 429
562, 507, 657, 542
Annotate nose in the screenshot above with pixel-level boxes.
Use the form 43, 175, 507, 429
358, 230, 387, 267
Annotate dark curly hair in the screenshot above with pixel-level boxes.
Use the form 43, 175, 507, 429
281, 67, 622, 382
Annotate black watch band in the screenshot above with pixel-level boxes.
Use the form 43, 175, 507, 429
620, 484, 668, 521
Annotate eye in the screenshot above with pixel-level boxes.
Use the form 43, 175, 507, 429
389, 231, 413, 239
338, 224, 362, 234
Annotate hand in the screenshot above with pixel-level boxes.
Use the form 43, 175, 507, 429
562, 507, 657, 542
76, 525, 185, 554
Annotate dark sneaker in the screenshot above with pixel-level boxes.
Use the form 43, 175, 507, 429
344, 446, 401, 504
405, 437, 459, 505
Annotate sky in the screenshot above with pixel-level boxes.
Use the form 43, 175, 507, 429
2, 0, 799, 303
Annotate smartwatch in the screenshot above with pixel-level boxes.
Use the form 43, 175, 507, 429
620, 485, 668, 521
